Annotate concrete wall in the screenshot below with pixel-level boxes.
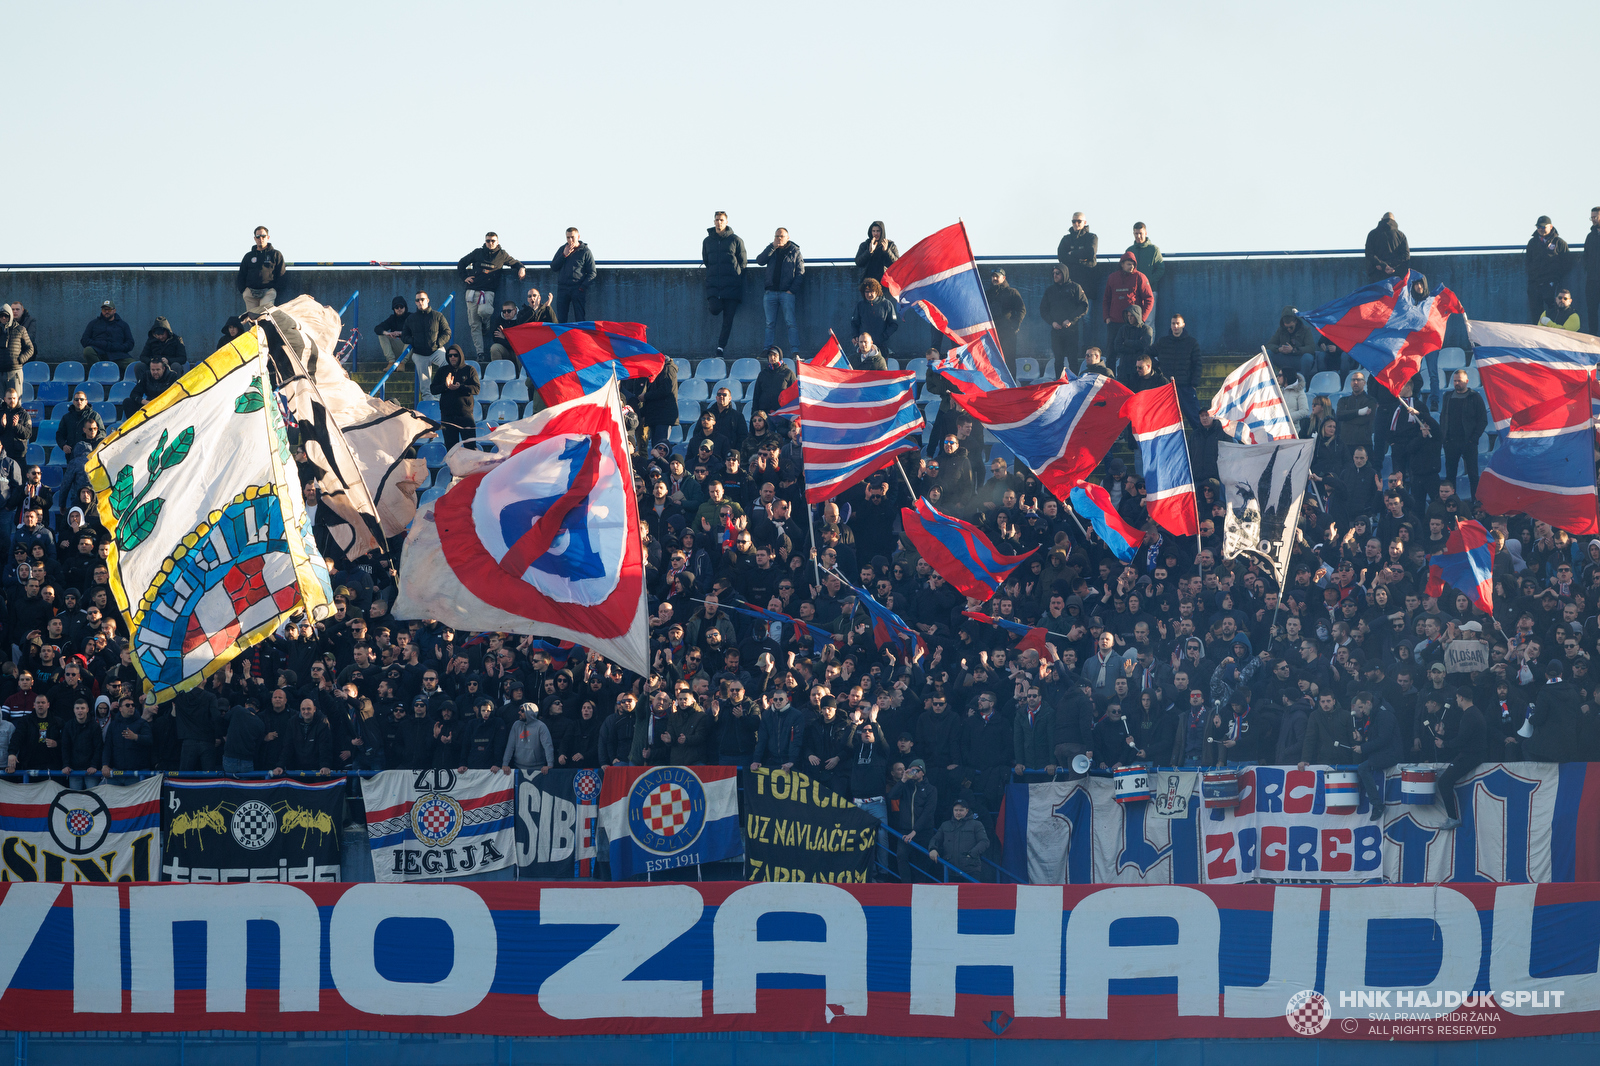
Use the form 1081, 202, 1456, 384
3, 250, 1586, 368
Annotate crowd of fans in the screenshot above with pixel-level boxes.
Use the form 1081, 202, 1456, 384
0, 213, 1597, 876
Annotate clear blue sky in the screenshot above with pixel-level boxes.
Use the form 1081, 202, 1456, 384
14, 1, 1598, 264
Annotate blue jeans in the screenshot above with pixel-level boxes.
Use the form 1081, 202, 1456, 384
222, 757, 254, 775
763, 291, 799, 354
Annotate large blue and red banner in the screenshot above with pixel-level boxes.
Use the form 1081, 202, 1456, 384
1, 879, 1599, 1038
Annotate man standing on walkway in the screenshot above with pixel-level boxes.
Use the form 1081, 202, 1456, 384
756, 228, 804, 356
401, 291, 451, 391
702, 211, 747, 358
457, 232, 525, 359
550, 228, 597, 323
1127, 222, 1164, 319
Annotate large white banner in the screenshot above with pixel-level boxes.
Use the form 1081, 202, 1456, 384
0, 775, 162, 882
361, 769, 516, 882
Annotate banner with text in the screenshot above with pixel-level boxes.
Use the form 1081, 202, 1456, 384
515, 768, 602, 880
1203, 766, 1381, 884
161, 778, 343, 883
741, 768, 877, 882
362, 769, 515, 882
2, 881, 1598, 1039
0, 775, 161, 882
998, 775, 1202, 884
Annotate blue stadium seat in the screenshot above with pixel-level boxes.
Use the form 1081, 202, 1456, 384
667, 424, 684, 442
94, 402, 117, 423
14, 384, 29, 403
22, 363, 50, 385
677, 400, 701, 424
25, 444, 44, 466
50, 404, 71, 421
475, 380, 499, 404
109, 381, 135, 403
673, 358, 691, 380
420, 483, 448, 505
1015, 358, 1042, 382
53, 362, 85, 383
728, 358, 761, 383
487, 399, 519, 423
694, 358, 727, 381
474, 421, 494, 442
500, 379, 530, 403
419, 440, 447, 468
1464, 366, 1481, 389
36, 419, 57, 441
88, 361, 121, 384
483, 359, 517, 383
39, 466, 63, 490
36, 382, 68, 405
71, 384, 104, 403
678, 379, 709, 403
21, 403, 41, 422
908, 358, 927, 381
1437, 347, 1467, 390
883, 358, 900, 371
416, 400, 441, 422
1308, 371, 1342, 397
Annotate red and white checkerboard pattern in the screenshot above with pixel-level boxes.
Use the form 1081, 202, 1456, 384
417, 798, 458, 840
1285, 990, 1330, 1035
641, 783, 692, 836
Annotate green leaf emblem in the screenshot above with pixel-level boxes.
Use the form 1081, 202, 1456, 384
116, 498, 164, 552
110, 465, 134, 518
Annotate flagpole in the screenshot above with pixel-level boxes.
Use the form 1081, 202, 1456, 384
807, 498, 821, 589
894, 455, 918, 499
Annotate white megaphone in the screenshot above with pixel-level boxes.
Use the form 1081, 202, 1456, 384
1071, 753, 1092, 775
1518, 714, 1534, 739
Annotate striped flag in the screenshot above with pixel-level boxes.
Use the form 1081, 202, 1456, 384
930, 340, 1011, 394
841, 577, 924, 661
771, 333, 852, 418
1470, 320, 1600, 534
1123, 381, 1198, 536
1208, 350, 1297, 443
900, 496, 1036, 600
798, 362, 921, 502
948, 374, 1132, 501
881, 222, 1016, 388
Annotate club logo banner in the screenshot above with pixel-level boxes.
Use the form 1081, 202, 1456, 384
362, 769, 515, 882
597, 765, 740, 877
998, 776, 1202, 884
515, 768, 601, 880
161, 778, 342, 882
1, 881, 1599, 1040
741, 768, 877, 882
0, 775, 161, 882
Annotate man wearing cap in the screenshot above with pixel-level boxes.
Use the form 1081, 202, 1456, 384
80, 299, 135, 369
457, 232, 526, 359
888, 758, 938, 882
373, 297, 411, 375
1525, 215, 1571, 323
986, 267, 1026, 365
238, 226, 286, 314
928, 794, 990, 879
501, 702, 554, 774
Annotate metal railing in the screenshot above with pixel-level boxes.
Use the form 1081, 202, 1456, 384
334, 290, 359, 366
366, 293, 453, 399
871, 822, 980, 883
0, 243, 1532, 271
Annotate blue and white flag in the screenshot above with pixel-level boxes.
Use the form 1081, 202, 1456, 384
1207, 350, 1297, 443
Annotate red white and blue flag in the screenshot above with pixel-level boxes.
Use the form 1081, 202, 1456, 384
596, 765, 740, 878
929, 339, 1011, 394
505, 320, 666, 407
1471, 321, 1600, 535
771, 332, 852, 419
960, 610, 1057, 661
390, 377, 650, 675
901, 496, 1035, 601
1302, 270, 1464, 396
882, 222, 1016, 388
1070, 482, 1142, 562
1207, 350, 1297, 443
840, 576, 924, 661
798, 362, 921, 502
718, 597, 833, 655
1123, 381, 1198, 536
1425, 519, 1497, 614
949, 374, 1132, 500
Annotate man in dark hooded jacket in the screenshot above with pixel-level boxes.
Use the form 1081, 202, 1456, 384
1265, 305, 1317, 380
749, 345, 793, 417
137, 317, 187, 379
702, 212, 747, 357
1364, 213, 1410, 282
1112, 307, 1154, 381
1525, 215, 1571, 322
1101, 252, 1153, 350
1039, 265, 1089, 373
431, 346, 481, 451
1151, 313, 1201, 421
985, 267, 1026, 365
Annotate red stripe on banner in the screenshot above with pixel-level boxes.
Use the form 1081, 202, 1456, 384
1577, 764, 1600, 882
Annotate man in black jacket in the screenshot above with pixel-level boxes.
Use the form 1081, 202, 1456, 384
551, 228, 597, 322
1586, 206, 1600, 339
756, 228, 804, 356
238, 226, 286, 315
1364, 213, 1409, 282
749, 345, 794, 417
457, 232, 526, 359
1151, 313, 1202, 423
1057, 213, 1099, 319
888, 759, 938, 881
123, 358, 177, 417
80, 300, 135, 366
1039, 266, 1089, 375
373, 297, 410, 374
175, 690, 222, 771
402, 291, 452, 391
702, 212, 747, 357
1438, 369, 1487, 497
431, 346, 481, 451
1525, 215, 1571, 323
278, 699, 334, 774
986, 268, 1026, 366
136, 317, 187, 380
1428, 687, 1484, 829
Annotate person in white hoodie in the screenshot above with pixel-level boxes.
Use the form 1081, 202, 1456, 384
1277, 367, 1311, 436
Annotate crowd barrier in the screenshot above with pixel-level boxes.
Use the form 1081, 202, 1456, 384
3, 880, 1600, 1042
